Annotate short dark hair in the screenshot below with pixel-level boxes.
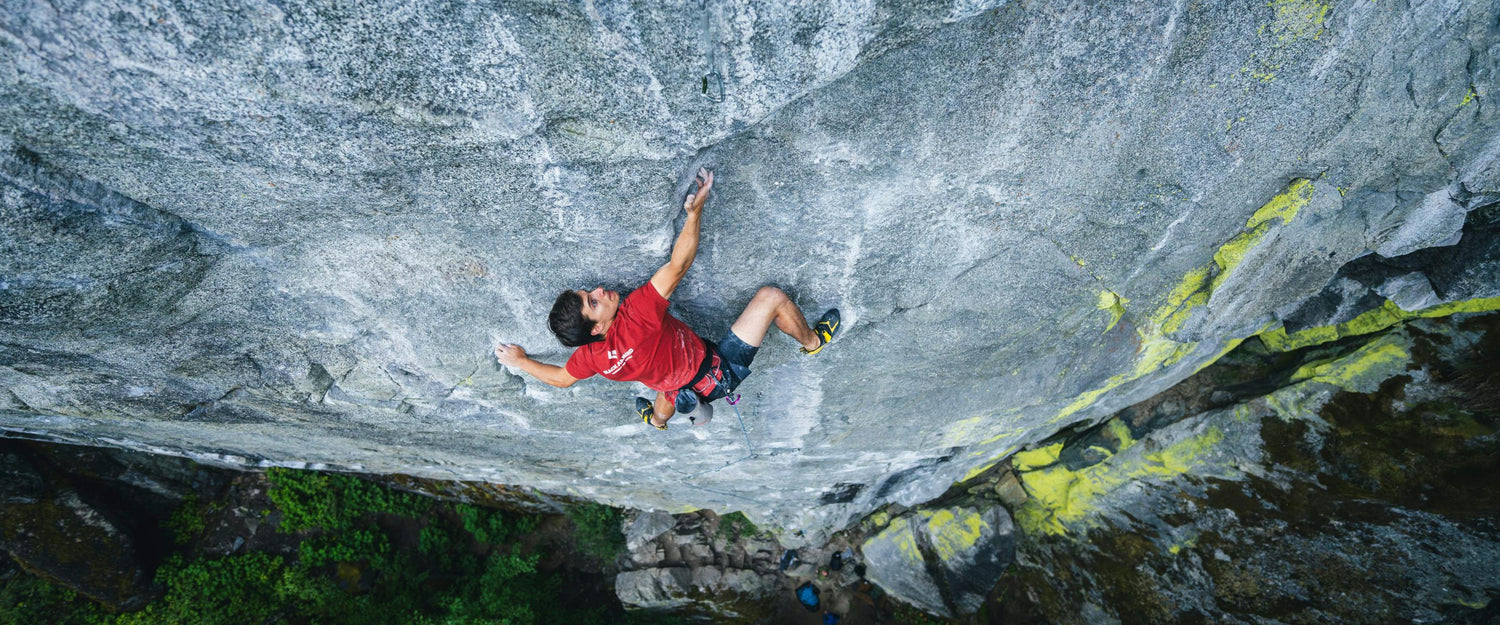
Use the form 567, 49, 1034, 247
549, 290, 603, 347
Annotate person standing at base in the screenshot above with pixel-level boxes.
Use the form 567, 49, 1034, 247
494, 167, 840, 430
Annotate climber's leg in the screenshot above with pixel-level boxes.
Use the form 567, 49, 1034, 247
653, 390, 675, 423
637, 391, 675, 430
730, 286, 820, 350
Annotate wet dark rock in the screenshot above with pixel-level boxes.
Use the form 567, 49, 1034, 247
0, 451, 44, 504
0, 485, 155, 610
0, 439, 253, 611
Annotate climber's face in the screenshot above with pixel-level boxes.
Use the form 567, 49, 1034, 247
578, 287, 619, 335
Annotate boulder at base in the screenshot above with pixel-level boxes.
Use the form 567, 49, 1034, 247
861, 504, 1016, 618
615, 567, 777, 618
0, 452, 155, 610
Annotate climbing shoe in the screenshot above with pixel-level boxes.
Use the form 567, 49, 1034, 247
801, 308, 841, 355
638, 397, 667, 431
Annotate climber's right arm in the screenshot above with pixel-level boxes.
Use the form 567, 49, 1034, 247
494, 343, 578, 388
650, 168, 712, 300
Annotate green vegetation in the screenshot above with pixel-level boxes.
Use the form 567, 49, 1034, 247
266, 467, 430, 532
566, 502, 625, 562
1, 468, 681, 625
0, 574, 106, 625
163, 496, 205, 545
718, 511, 759, 542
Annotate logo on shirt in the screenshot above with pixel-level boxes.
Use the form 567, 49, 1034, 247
603, 348, 635, 375
608, 350, 619, 360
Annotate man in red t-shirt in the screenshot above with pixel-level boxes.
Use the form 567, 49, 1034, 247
494, 168, 840, 430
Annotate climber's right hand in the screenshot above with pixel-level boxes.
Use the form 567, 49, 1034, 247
494, 343, 528, 367
684, 167, 713, 217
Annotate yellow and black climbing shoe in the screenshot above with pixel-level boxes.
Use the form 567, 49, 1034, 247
638, 397, 667, 431
801, 309, 841, 355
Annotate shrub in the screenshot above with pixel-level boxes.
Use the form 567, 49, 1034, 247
718, 512, 758, 542
456, 503, 510, 546
8, 466, 638, 625
266, 468, 430, 533
297, 529, 392, 570
115, 553, 330, 625
163, 496, 205, 545
0, 575, 109, 625
567, 502, 624, 561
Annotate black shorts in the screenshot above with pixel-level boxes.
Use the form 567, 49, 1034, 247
715, 328, 759, 392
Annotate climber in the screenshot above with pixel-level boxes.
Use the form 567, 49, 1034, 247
493, 167, 840, 431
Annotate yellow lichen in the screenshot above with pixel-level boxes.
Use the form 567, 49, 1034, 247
979, 181, 1327, 490
1012, 443, 1064, 471
941, 416, 987, 447
1268, 0, 1331, 42
875, 516, 924, 563
1154, 266, 1211, 334
1259, 296, 1500, 352
1460, 87, 1478, 108
1015, 426, 1227, 535
1167, 537, 1197, 556
1211, 179, 1315, 292
1290, 336, 1410, 391
1097, 290, 1129, 333
921, 508, 988, 561
961, 442, 1020, 482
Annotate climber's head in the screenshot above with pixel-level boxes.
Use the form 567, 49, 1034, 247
548, 287, 617, 347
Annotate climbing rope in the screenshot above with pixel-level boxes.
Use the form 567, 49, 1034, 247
667, 391, 763, 480
726, 392, 756, 454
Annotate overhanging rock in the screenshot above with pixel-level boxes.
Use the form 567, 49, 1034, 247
2, 0, 1500, 540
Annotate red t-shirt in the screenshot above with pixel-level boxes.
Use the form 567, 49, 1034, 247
564, 283, 706, 392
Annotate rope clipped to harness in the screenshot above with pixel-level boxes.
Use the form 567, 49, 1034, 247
727, 393, 755, 452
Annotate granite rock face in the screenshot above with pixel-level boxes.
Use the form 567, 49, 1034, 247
994, 311, 1500, 623
861, 504, 1015, 618
3, 0, 1500, 540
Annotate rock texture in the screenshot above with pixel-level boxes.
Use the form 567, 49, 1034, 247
615, 510, 782, 620
994, 311, 1500, 624
3, 0, 1500, 540
861, 504, 1015, 618
0, 440, 230, 610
